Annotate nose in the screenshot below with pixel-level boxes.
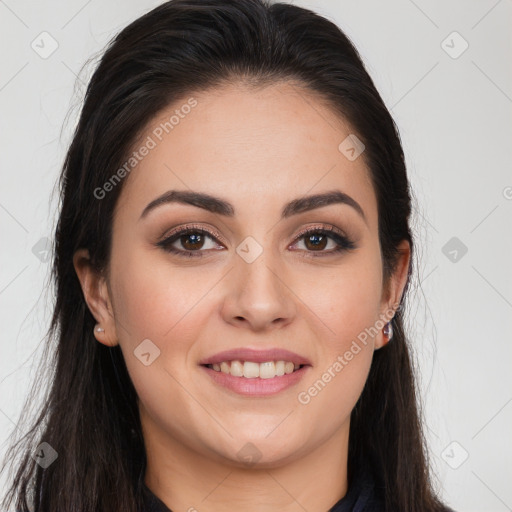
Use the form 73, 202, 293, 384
220, 250, 297, 332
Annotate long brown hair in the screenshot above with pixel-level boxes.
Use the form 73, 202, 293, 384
1, 0, 450, 510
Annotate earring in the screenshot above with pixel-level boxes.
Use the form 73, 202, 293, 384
95, 324, 105, 333
383, 321, 393, 342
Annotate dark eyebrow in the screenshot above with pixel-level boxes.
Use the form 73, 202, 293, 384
139, 189, 366, 224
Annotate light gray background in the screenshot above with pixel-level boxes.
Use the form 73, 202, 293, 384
1, 1, 511, 511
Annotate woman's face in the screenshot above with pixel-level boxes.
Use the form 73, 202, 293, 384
80, 82, 408, 468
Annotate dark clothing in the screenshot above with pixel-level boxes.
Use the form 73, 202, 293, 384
141, 463, 385, 511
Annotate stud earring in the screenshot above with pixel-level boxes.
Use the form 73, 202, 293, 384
95, 325, 105, 333
383, 321, 393, 342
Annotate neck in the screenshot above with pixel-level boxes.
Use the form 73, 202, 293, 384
142, 413, 350, 512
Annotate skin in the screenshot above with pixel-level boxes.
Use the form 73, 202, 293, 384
74, 81, 410, 512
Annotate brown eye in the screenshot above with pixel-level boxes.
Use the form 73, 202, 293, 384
157, 227, 223, 258
303, 232, 329, 251
290, 227, 357, 257
180, 232, 206, 251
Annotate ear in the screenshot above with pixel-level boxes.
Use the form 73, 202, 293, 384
73, 248, 119, 347
375, 239, 411, 350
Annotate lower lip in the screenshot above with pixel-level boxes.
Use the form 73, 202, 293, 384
199, 365, 311, 397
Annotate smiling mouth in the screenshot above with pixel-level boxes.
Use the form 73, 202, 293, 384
202, 360, 307, 379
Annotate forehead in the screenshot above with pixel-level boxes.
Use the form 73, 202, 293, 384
115, 81, 377, 229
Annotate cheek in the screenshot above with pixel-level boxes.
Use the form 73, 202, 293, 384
108, 249, 208, 420
297, 342, 373, 434
108, 245, 224, 402
110, 243, 215, 343
293, 248, 382, 414
297, 267, 381, 420
294, 298, 376, 445
303, 253, 383, 350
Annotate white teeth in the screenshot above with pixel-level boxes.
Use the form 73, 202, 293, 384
285, 362, 294, 374
259, 362, 275, 379
243, 361, 260, 378
230, 360, 244, 377
208, 360, 303, 378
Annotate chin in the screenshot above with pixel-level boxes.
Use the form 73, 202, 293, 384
211, 435, 308, 469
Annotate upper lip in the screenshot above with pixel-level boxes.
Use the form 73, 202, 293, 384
199, 348, 312, 366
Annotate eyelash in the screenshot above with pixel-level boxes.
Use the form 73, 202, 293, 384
156, 223, 356, 259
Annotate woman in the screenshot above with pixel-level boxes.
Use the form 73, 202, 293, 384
1, 0, 456, 511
